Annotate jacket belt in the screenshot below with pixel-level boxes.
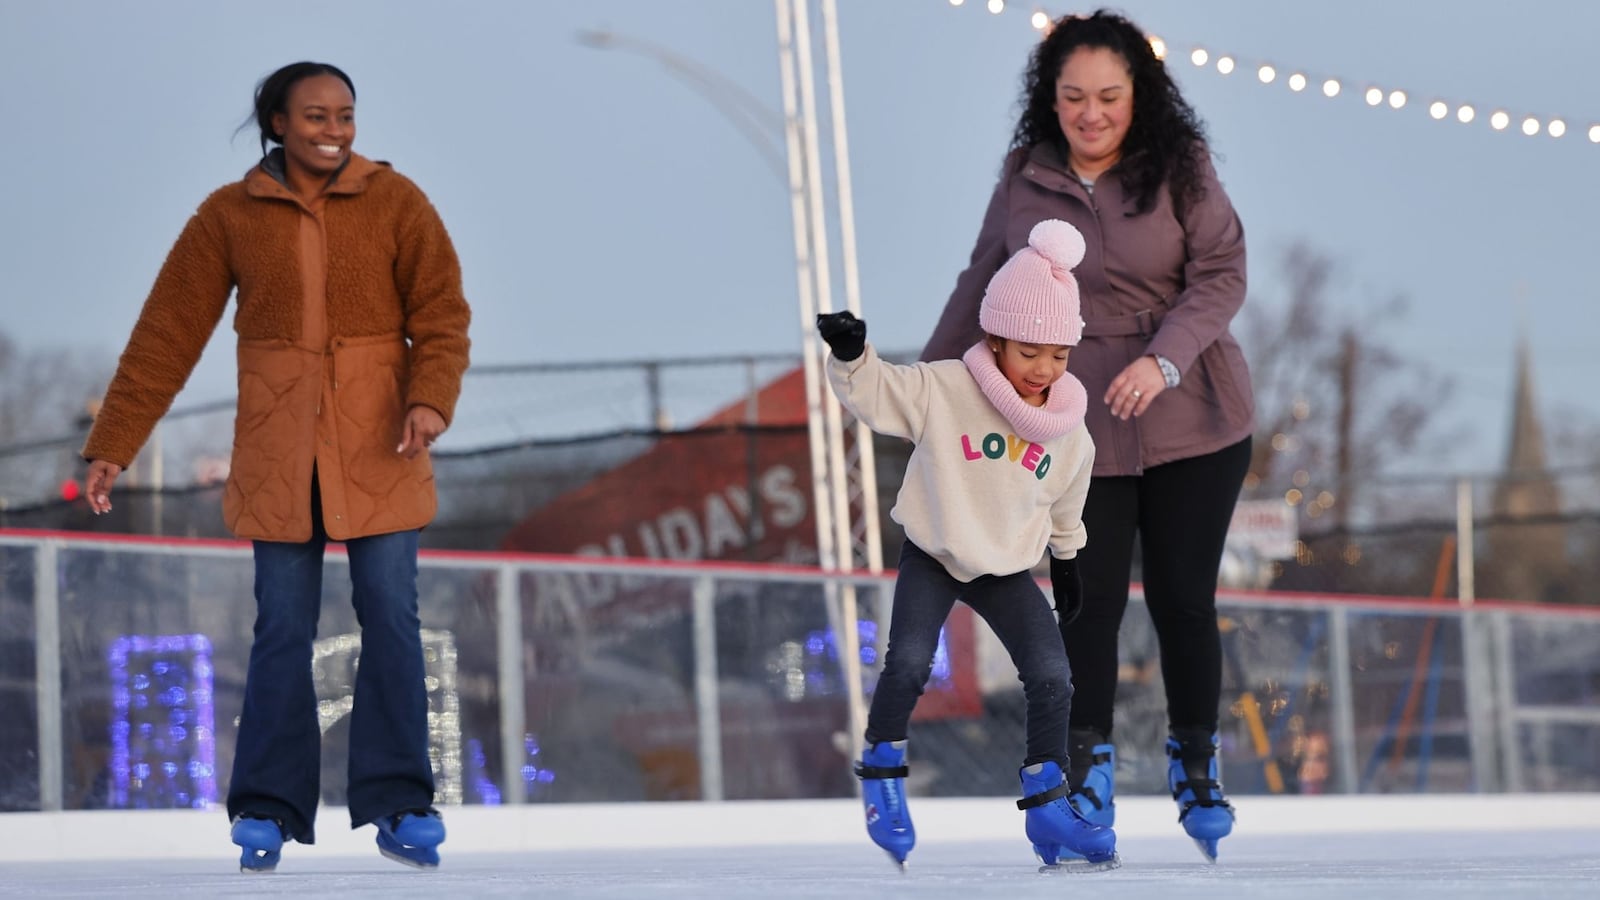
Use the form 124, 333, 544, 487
1081, 308, 1162, 338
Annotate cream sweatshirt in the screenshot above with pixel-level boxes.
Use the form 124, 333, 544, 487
827, 344, 1095, 583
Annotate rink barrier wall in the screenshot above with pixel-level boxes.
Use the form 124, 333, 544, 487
1, 794, 1598, 863
4, 529, 1600, 814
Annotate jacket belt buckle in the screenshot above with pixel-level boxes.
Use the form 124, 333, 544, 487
1135, 309, 1154, 339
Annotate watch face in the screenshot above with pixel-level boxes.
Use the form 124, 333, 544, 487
1156, 356, 1180, 388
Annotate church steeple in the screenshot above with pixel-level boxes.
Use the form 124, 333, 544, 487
1486, 328, 1568, 602
1503, 334, 1548, 478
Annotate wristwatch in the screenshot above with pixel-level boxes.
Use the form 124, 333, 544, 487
1154, 354, 1181, 389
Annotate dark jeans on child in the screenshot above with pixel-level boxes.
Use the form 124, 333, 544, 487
225, 481, 435, 843
865, 539, 1073, 769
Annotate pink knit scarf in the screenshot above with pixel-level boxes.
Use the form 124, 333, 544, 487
962, 342, 1087, 443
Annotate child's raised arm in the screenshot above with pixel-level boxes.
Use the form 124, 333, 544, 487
819, 312, 935, 443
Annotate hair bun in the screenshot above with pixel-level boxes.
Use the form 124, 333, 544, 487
1027, 219, 1086, 271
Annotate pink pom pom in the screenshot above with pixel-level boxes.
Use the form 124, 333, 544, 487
1028, 219, 1086, 271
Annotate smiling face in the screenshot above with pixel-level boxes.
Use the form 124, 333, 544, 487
990, 338, 1071, 407
1053, 46, 1134, 178
270, 73, 355, 190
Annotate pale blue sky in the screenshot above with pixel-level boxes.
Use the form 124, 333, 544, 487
2, 0, 1596, 473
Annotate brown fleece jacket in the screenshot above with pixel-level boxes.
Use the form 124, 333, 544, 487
83, 153, 471, 541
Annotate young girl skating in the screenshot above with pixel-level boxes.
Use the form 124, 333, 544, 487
818, 219, 1118, 872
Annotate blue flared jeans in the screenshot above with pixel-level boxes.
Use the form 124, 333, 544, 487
224, 495, 434, 843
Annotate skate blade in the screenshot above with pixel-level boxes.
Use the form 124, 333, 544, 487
379, 844, 440, 869
237, 849, 280, 873
1192, 837, 1219, 864
877, 849, 909, 873
1038, 852, 1121, 874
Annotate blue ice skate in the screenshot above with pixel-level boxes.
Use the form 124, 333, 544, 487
1017, 761, 1119, 872
1167, 729, 1235, 863
375, 808, 446, 869
230, 814, 286, 873
1066, 730, 1116, 827
1054, 730, 1117, 863
854, 740, 914, 870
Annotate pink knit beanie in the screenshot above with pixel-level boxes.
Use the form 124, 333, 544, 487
979, 219, 1086, 346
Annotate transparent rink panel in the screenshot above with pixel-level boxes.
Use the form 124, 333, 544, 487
0, 543, 39, 811
54, 546, 254, 811
517, 567, 698, 802
516, 569, 865, 803
926, 598, 1335, 799
710, 577, 871, 801
1343, 610, 1471, 793
51, 545, 498, 811
1214, 603, 1336, 797
1507, 614, 1600, 791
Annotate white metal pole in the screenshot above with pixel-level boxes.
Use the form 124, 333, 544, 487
785, 0, 865, 756
774, 0, 838, 574
1327, 605, 1359, 794
495, 563, 526, 803
790, 0, 854, 577
35, 540, 63, 811
820, 0, 882, 577
1456, 478, 1475, 606
814, 0, 873, 760
691, 575, 725, 801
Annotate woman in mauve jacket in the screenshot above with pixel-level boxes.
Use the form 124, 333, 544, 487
921, 9, 1253, 863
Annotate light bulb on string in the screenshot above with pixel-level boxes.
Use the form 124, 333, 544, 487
961, 5, 1596, 151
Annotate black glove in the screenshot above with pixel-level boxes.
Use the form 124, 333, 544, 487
816, 311, 867, 362
1051, 555, 1083, 627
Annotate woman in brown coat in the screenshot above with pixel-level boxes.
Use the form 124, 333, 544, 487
921, 11, 1251, 863
81, 61, 470, 871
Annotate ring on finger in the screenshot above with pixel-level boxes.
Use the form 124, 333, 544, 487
1131, 389, 1142, 399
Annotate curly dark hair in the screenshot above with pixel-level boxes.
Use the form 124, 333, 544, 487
1009, 9, 1209, 215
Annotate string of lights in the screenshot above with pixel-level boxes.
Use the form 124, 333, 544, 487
945, 0, 1600, 145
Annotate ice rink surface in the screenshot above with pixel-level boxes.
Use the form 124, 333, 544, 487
2, 795, 1596, 899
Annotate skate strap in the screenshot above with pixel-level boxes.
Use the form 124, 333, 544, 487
854, 763, 908, 780
1070, 785, 1105, 812
234, 813, 289, 839
1016, 781, 1070, 810
1172, 778, 1235, 817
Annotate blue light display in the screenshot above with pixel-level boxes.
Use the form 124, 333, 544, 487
108, 634, 216, 809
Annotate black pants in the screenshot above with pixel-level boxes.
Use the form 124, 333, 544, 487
1063, 437, 1251, 738
867, 541, 1073, 769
